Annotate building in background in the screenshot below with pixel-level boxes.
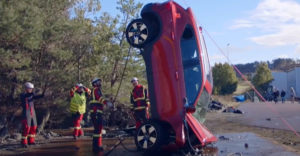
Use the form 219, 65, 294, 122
271, 66, 300, 98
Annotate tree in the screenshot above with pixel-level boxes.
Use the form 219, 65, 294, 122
91, 0, 144, 102
212, 63, 238, 95
252, 62, 273, 92
0, 0, 145, 131
272, 58, 296, 71
0, 0, 102, 128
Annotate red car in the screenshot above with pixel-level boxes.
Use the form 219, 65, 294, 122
126, 1, 217, 153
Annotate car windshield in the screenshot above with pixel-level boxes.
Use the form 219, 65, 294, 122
180, 25, 202, 106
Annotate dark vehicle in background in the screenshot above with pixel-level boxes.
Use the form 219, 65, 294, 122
125, 0, 217, 153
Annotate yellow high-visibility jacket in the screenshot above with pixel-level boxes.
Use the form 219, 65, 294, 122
70, 92, 87, 114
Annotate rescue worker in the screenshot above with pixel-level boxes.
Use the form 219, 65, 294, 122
130, 77, 150, 129
20, 82, 44, 148
69, 83, 91, 140
89, 78, 112, 152
291, 87, 296, 103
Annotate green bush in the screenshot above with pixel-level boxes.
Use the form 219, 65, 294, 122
212, 63, 238, 95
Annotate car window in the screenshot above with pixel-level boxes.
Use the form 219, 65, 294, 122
199, 30, 213, 85
180, 25, 202, 106
192, 88, 210, 123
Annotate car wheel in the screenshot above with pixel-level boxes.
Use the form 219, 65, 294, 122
126, 18, 153, 48
134, 121, 165, 151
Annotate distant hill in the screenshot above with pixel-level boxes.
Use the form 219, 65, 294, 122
234, 58, 300, 77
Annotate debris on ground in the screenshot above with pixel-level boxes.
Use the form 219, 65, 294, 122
219, 136, 230, 141
209, 100, 244, 114
228, 152, 243, 156
39, 131, 61, 140
222, 106, 243, 114
233, 95, 245, 102
209, 100, 224, 110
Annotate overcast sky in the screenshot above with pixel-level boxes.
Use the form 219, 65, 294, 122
99, 0, 300, 65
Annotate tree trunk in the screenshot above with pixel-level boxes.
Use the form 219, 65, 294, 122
37, 109, 50, 134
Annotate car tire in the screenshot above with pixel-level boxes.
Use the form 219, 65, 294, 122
134, 121, 165, 152
126, 18, 156, 48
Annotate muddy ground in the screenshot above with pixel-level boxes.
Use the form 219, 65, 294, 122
1, 102, 300, 156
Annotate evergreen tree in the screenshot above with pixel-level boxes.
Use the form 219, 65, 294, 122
0, 0, 144, 130
252, 62, 273, 92
212, 63, 238, 95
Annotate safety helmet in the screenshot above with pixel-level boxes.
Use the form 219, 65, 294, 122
24, 82, 34, 89
131, 77, 138, 83
76, 83, 84, 88
92, 78, 101, 85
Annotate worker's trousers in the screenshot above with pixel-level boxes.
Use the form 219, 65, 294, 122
21, 117, 37, 145
72, 113, 84, 137
133, 108, 149, 129
90, 105, 104, 148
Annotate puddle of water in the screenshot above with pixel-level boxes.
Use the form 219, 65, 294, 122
11, 132, 299, 156
215, 132, 299, 156
16, 138, 140, 156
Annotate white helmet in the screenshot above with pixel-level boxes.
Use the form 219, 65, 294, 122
131, 77, 138, 82
24, 82, 34, 89
76, 83, 84, 88
92, 78, 101, 85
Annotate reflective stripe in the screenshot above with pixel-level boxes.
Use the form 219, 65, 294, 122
89, 110, 103, 113
134, 106, 146, 110
70, 92, 86, 114
90, 88, 99, 104
28, 134, 36, 138
22, 136, 27, 139
93, 134, 102, 137
74, 126, 81, 130
89, 103, 104, 106
90, 88, 106, 104
99, 97, 105, 104
133, 97, 145, 102
97, 110, 103, 113
92, 88, 96, 101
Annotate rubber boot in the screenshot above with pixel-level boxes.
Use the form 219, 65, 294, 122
21, 138, 28, 148
78, 128, 84, 138
28, 136, 36, 145
92, 137, 103, 153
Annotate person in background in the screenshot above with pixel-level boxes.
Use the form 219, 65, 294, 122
280, 89, 286, 103
273, 88, 279, 103
290, 87, 296, 103
130, 77, 150, 129
69, 83, 91, 140
20, 82, 44, 148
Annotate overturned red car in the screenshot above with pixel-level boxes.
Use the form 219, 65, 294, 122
126, 0, 217, 153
